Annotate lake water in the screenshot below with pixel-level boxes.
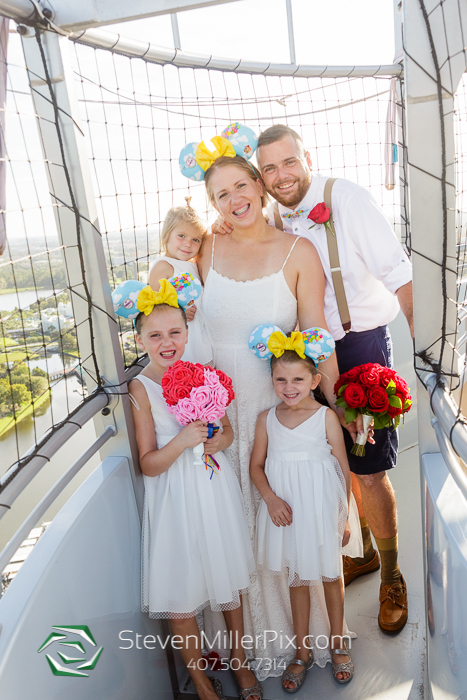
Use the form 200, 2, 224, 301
28, 353, 77, 374
0, 288, 61, 312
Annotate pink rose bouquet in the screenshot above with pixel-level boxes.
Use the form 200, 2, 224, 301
162, 360, 235, 476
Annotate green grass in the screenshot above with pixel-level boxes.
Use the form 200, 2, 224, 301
0, 286, 39, 295
0, 389, 52, 436
0, 337, 18, 348
0, 351, 28, 363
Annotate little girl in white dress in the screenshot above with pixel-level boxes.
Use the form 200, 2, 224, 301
250, 342, 361, 692
129, 286, 260, 700
149, 204, 212, 365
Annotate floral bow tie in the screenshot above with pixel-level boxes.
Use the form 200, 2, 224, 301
281, 208, 310, 220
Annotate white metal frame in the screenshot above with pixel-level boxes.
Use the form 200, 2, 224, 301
16, 28, 144, 511
71, 27, 402, 77
402, 0, 467, 453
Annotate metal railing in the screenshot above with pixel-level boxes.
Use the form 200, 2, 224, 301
0, 359, 147, 520
0, 424, 116, 576
424, 371, 467, 501
71, 28, 403, 77
0, 358, 147, 577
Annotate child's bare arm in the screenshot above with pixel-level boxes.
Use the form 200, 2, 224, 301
325, 408, 351, 506
129, 379, 208, 476
204, 413, 233, 455
250, 411, 292, 527
148, 260, 175, 290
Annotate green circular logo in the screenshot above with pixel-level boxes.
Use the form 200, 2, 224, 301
37, 625, 103, 677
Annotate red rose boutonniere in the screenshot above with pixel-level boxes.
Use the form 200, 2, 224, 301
307, 202, 335, 236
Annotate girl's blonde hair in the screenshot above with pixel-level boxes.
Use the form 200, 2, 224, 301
160, 205, 208, 255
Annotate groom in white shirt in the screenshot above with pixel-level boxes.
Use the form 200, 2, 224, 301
215, 124, 413, 634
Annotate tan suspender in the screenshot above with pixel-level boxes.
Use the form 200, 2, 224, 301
323, 178, 351, 333
273, 179, 351, 333
273, 201, 284, 231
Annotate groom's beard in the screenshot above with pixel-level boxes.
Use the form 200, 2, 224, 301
266, 173, 311, 210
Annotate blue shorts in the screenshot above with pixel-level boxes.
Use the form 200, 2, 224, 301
335, 325, 398, 476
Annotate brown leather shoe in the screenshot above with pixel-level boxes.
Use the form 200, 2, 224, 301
378, 575, 408, 634
343, 551, 380, 587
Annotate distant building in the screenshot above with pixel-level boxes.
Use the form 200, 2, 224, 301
57, 301, 73, 318
40, 311, 72, 333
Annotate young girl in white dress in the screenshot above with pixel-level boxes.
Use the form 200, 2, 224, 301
149, 204, 212, 365
250, 345, 359, 692
128, 286, 261, 700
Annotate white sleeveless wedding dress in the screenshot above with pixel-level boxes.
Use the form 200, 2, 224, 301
202, 235, 358, 678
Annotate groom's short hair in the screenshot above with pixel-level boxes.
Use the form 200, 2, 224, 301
257, 124, 306, 158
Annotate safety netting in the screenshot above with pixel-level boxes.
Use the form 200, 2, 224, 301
71, 41, 409, 371
1, 24, 409, 492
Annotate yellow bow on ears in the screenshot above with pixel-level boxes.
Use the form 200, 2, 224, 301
195, 136, 236, 172
268, 331, 306, 359
137, 279, 179, 316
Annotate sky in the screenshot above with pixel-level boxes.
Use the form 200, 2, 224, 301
108, 0, 396, 67
3, 0, 399, 250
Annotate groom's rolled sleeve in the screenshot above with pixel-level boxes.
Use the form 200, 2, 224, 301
345, 187, 412, 296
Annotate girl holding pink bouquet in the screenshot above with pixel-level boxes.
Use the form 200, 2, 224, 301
127, 281, 261, 700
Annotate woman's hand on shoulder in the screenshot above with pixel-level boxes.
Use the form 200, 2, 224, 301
211, 216, 233, 236
148, 260, 175, 289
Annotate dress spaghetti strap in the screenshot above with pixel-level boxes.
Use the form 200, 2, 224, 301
211, 233, 216, 269
281, 236, 300, 270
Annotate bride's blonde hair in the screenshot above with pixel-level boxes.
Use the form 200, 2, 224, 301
204, 156, 269, 209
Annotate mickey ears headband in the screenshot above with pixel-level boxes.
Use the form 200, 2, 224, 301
112, 274, 202, 320
179, 122, 258, 181
249, 324, 335, 365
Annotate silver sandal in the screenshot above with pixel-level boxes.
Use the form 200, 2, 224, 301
331, 647, 354, 684
236, 677, 263, 700
208, 676, 227, 700
281, 652, 314, 694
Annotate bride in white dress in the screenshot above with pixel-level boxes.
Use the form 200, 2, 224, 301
197, 155, 357, 679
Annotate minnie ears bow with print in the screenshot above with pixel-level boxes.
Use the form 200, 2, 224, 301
179, 122, 258, 181
249, 325, 335, 364
112, 274, 202, 320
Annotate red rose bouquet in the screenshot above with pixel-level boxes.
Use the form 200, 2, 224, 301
162, 360, 235, 475
334, 363, 412, 456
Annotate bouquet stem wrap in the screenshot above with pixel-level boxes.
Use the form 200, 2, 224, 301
193, 441, 205, 466
351, 414, 373, 457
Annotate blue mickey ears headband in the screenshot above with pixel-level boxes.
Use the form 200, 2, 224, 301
112, 274, 202, 320
179, 122, 258, 182
249, 324, 335, 364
